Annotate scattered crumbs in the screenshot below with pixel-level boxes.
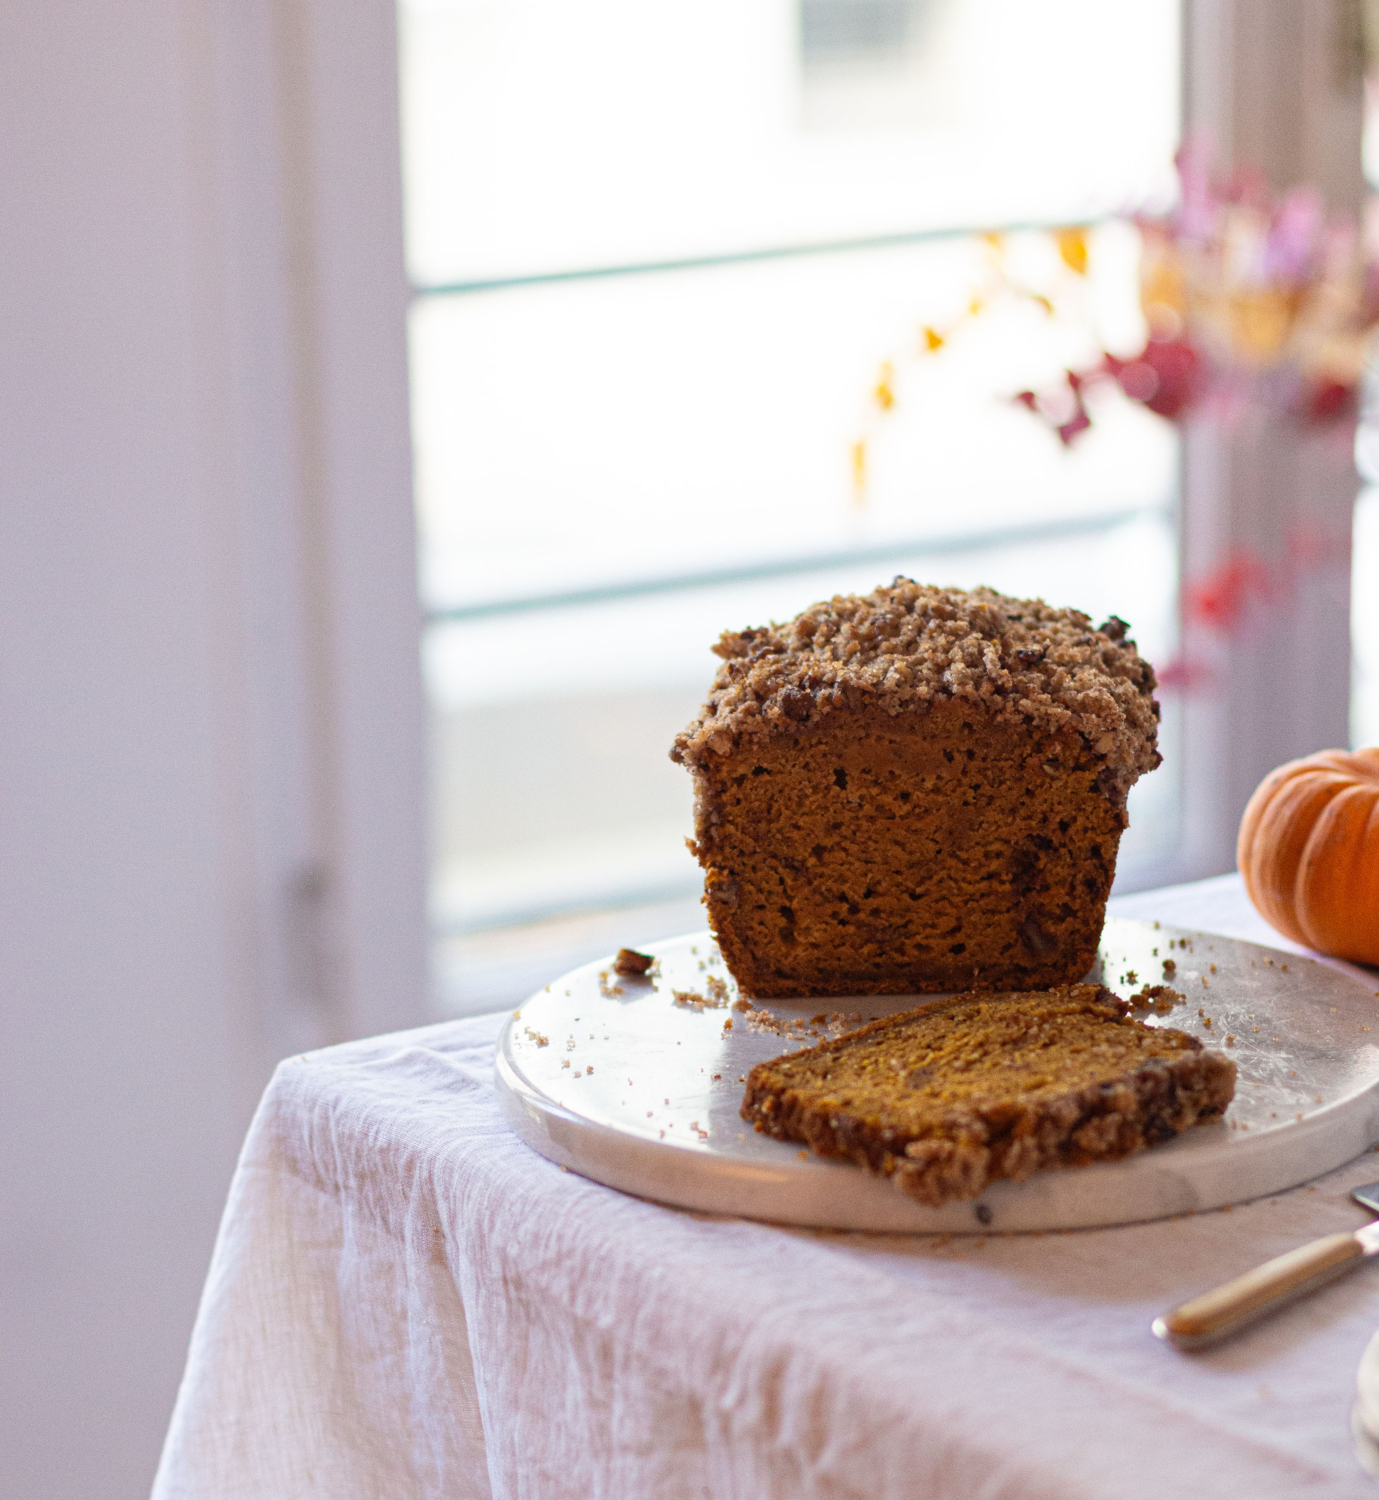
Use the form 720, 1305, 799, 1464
712, 1073, 722, 1080
1203, 1017, 1213, 1028
1209, 963, 1217, 974
1308, 1185, 1317, 1193
674, 987, 727, 1011
587, 1065, 594, 1074
659, 1130, 665, 1138
664, 1098, 670, 1106
1288, 1069, 1297, 1078
734, 996, 862, 1041
1221, 1203, 1232, 1212
1270, 1112, 1277, 1119
613, 947, 654, 977
1364, 1026, 1372, 1033
1226, 1035, 1236, 1045
1122, 970, 1139, 986
737, 1075, 746, 1082
1152, 947, 1158, 957
1201, 976, 1210, 989
573, 1069, 582, 1078
628, 1079, 633, 1086
597, 970, 625, 999
1128, 985, 1180, 1014
705, 974, 730, 1004
1330, 1007, 1337, 1014
737, 1132, 745, 1140
797, 1149, 808, 1160
1252, 1026, 1260, 1033
512, 1009, 521, 1019
723, 1018, 733, 1031
566, 1038, 576, 1051
1162, 958, 1176, 978
1296, 1113, 1304, 1121
523, 1028, 549, 1047
647, 1111, 653, 1118
1153, 920, 1160, 929
561, 1060, 570, 1069
1198, 1008, 1205, 1017
1315, 1095, 1323, 1103
1281, 964, 1288, 972
689, 1121, 709, 1140
560, 1164, 568, 1172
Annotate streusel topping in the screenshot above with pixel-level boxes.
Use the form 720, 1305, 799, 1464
670, 578, 1159, 795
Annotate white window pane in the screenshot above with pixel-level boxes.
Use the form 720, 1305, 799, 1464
402, 1, 1187, 983
412, 230, 1176, 613
400, 0, 1180, 284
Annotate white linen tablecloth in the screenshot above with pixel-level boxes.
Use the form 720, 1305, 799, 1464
153, 876, 1379, 1500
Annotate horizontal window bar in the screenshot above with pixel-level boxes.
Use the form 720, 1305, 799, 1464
412, 216, 1107, 299
425, 502, 1169, 625
433, 877, 704, 939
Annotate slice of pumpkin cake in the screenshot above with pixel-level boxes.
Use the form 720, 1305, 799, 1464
742, 984, 1235, 1206
670, 579, 1160, 998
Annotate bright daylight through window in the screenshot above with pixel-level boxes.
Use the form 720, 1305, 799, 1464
398, 0, 1186, 1010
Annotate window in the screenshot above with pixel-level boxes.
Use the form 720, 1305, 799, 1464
398, 0, 1191, 1010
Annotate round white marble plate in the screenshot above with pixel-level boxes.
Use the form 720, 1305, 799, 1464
493, 919, 1379, 1233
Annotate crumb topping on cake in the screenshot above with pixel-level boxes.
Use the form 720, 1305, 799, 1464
670, 579, 1159, 796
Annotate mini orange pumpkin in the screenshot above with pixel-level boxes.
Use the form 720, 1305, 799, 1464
1238, 748, 1379, 966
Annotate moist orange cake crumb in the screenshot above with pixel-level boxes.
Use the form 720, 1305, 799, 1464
671, 579, 1160, 997
742, 984, 1235, 1206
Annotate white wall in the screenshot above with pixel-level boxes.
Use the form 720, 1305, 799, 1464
0, 3, 427, 1496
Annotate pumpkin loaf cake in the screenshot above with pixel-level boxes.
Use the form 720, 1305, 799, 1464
670, 579, 1160, 997
742, 984, 1236, 1206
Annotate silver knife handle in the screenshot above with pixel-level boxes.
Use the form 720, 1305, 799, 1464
1153, 1232, 1364, 1350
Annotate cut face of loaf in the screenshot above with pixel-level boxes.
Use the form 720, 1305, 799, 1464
690, 698, 1126, 997
742, 984, 1236, 1206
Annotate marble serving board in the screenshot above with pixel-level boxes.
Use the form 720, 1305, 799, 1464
493, 919, 1379, 1233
